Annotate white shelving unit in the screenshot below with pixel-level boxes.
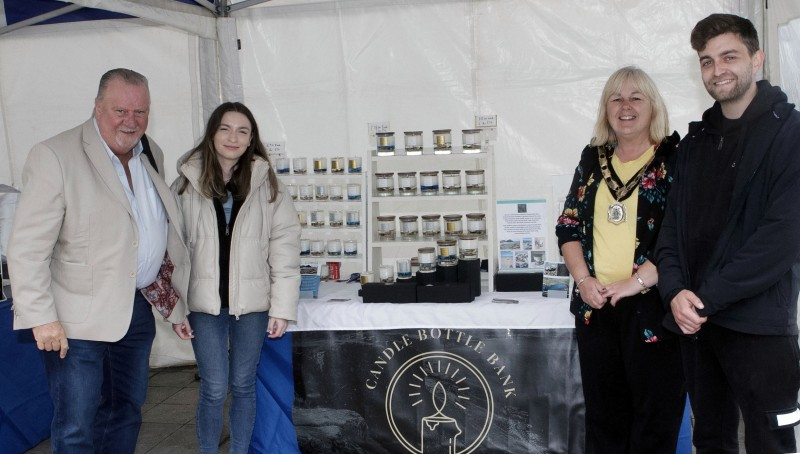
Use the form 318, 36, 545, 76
368, 146, 496, 291
278, 170, 368, 280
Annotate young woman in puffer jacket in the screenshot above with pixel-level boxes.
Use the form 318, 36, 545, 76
171, 102, 300, 454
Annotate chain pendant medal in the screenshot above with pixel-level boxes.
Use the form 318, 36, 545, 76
607, 201, 626, 224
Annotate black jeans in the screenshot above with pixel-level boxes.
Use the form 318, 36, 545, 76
681, 322, 800, 454
576, 293, 685, 454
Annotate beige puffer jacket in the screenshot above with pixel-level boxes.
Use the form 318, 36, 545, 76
171, 154, 301, 320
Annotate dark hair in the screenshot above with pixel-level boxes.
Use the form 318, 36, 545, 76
691, 14, 760, 55
96, 68, 148, 101
179, 102, 279, 203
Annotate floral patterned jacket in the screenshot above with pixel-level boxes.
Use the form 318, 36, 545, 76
555, 132, 679, 332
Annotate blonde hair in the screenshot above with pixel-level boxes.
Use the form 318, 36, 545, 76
590, 66, 669, 147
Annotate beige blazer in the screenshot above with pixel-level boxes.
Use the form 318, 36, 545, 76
8, 119, 190, 342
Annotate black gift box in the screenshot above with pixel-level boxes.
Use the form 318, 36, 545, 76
360, 281, 417, 303
457, 259, 481, 298
416, 282, 473, 303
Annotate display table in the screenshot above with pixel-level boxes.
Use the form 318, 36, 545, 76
253, 282, 585, 453
0, 296, 53, 454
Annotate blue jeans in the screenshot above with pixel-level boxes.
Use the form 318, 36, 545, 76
189, 309, 269, 454
43, 290, 155, 454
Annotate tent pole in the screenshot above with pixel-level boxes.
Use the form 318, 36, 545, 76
229, 0, 272, 13
0, 4, 83, 36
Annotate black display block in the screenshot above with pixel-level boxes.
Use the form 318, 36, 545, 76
457, 259, 481, 298
494, 272, 543, 292
435, 265, 458, 283
416, 282, 473, 303
360, 281, 417, 303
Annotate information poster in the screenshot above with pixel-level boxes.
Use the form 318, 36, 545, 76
496, 199, 548, 272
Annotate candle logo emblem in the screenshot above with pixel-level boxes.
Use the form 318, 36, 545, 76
421, 381, 461, 453
386, 351, 494, 454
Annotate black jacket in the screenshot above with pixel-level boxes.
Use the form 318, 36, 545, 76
656, 81, 800, 335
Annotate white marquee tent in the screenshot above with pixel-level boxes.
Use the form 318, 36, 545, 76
1, 0, 799, 365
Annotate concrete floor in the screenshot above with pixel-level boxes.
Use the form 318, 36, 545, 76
25, 365, 231, 454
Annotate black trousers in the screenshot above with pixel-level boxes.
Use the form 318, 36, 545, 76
681, 322, 800, 454
575, 292, 685, 454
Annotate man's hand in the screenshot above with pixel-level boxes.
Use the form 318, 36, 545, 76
32, 321, 69, 359
670, 290, 707, 335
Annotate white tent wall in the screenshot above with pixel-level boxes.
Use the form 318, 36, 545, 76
0, 19, 201, 185
766, 0, 800, 102
235, 0, 751, 262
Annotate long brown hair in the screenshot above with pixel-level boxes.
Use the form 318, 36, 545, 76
178, 102, 279, 203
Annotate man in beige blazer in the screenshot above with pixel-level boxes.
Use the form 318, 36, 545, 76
7, 68, 191, 453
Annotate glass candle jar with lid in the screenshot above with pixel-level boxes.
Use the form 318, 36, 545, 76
292, 157, 307, 174
327, 238, 342, 256
421, 214, 442, 237
377, 215, 397, 240
398, 172, 417, 196
461, 129, 482, 151
419, 171, 439, 195
466, 212, 487, 237
443, 214, 464, 237
404, 131, 424, 155
436, 239, 458, 267
465, 169, 486, 194
310, 239, 325, 257
299, 238, 310, 256
347, 183, 361, 200
458, 234, 480, 260
346, 209, 360, 227
275, 157, 290, 174
344, 239, 358, 256
330, 156, 345, 174
348, 156, 362, 173
298, 184, 313, 201
328, 210, 343, 228
310, 209, 325, 227
399, 215, 419, 239
379, 264, 395, 283
376, 132, 395, 156
314, 184, 328, 201
396, 258, 412, 280
441, 170, 461, 195
328, 184, 343, 201
375, 172, 395, 196
313, 157, 327, 174
286, 184, 298, 201
432, 129, 452, 153
417, 247, 437, 273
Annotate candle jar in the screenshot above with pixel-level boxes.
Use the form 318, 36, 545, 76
329, 184, 343, 201
296, 209, 307, 227
346, 209, 360, 227
310, 239, 325, 257
398, 172, 417, 196
327, 238, 342, 256
292, 157, 307, 174
360, 271, 374, 285
404, 131, 424, 155
421, 214, 442, 237
396, 258, 412, 280
330, 156, 345, 174
444, 214, 464, 237
344, 239, 358, 256
299, 238, 310, 256
320, 263, 330, 280
310, 209, 325, 227
375, 172, 395, 196
462, 129, 482, 151
436, 239, 458, 267
466, 212, 487, 237
441, 170, 462, 195
348, 156, 362, 173
328, 210, 343, 228
315, 184, 328, 201
377, 215, 396, 240
465, 169, 486, 194
286, 184, 298, 201
299, 184, 314, 201
432, 129, 452, 153
379, 264, 395, 283
313, 157, 327, 174
417, 247, 436, 273
399, 215, 419, 239
419, 171, 439, 195
275, 157, 291, 174
376, 132, 395, 156
347, 183, 362, 200
458, 234, 480, 260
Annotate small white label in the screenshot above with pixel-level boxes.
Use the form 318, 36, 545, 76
475, 115, 498, 127
265, 141, 285, 155
368, 121, 391, 136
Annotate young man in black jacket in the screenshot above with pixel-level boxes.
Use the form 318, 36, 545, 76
656, 13, 800, 453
